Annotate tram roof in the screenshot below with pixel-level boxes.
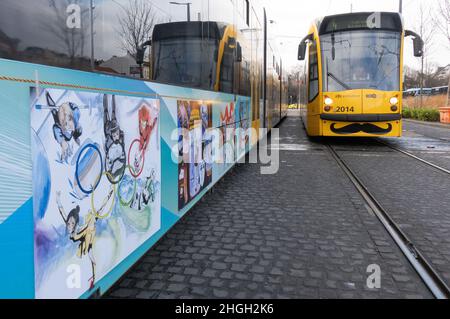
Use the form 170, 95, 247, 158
315, 12, 404, 35
153, 21, 228, 42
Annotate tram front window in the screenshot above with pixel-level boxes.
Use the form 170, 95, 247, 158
153, 38, 218, 90
320, 30, 401, 92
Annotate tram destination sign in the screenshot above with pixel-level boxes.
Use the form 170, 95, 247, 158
319, 12, 403, 34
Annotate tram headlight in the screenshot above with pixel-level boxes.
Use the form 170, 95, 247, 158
324, 97, 333, 106
389, 97, 399, 105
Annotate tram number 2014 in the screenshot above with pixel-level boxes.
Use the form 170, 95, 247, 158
335, 106, 355, 113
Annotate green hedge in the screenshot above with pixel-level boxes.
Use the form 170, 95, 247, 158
402, 108, 440, 122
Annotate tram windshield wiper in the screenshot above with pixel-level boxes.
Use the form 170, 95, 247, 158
327, 72, 351, 90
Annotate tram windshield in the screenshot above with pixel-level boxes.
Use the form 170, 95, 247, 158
320, 30, 401, 92
153, 38, 218, 90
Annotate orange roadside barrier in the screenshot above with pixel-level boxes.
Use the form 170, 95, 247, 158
440, 107, 450, 124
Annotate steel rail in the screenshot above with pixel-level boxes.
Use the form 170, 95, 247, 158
326, 144, 450, 299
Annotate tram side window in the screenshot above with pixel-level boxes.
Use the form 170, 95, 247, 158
0, 0, 253, 93
308, 40, 319, 102
0, 0, 93, 71
0, 0, 154, 76
239, 60, 250, 96
220, 42, 236, 94
0, 0, 221, 83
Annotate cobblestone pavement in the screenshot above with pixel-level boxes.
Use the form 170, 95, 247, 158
105, 114, 431, 299
382, 120, 450, 171
330, 132, 450, 288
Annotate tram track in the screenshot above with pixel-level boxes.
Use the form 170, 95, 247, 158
300, 115, 450, 298
326, 143, 450, 299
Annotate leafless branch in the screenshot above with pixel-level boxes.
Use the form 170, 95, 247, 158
116, 0, 157, 59
434, 0, 450, 46
432, 0, 450, 106
44, 0, 90, 63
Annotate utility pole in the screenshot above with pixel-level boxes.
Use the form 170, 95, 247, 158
298, 72, 301, 109
419, 8, 425, 109
90, 0, 95, 70
187, 3, 191, 22
399, 0, 403, 13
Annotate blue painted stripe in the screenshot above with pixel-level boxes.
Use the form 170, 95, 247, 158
0, 198, 34, 299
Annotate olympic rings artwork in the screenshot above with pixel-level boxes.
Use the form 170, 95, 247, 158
75, 143, 104, 195
107, 164, 126, 185
118, 165, 138, 207
91, 171, 117, 219
105, 144, 126, 185
128, 138, 145, 178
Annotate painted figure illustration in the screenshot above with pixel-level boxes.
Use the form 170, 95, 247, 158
127, 104, 158, 181
220, 102, 236, 164
178, 101, 190, 207
46, 92, 83, 163
56, 188, 114, 289
103, 95, 126, 184
139, 104, 158, 153
125, 103, 160, 212
237, 100, 250, 158
201, 103, 213, 180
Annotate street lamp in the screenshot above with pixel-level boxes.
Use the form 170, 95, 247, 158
169, 2, 191, 22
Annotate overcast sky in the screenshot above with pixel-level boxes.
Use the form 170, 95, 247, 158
260, 0, 450, 71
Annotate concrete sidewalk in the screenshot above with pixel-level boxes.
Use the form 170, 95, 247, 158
404, 118, 450, 130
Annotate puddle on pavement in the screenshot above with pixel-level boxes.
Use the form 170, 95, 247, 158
270, 143, 313, 151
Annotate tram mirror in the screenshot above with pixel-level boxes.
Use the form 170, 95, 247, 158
298, 34, 313, 61
298, 42, 307, 61
412, 37, 424, 57
136, 48, 145, 65
136, 40, 152, 65
236, 43, 243, 62
405, 30, 424, 57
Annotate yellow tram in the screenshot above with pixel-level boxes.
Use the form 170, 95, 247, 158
298, 12, 424, 137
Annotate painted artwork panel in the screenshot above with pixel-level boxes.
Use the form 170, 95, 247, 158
235, 99, 251, 160
177, 100, 213, 210
30, 88, 161, 299
220, 102, 236, 165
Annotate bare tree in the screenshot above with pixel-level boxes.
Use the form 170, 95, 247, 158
434, 0, 450, 106
404, 64, 449, 90
287, 64, 305, 107
117, 0, 157, 60
46, 0, 91, 66
415, 4, 436, 108
435, 0, 450, 46
404, 65, 420, 89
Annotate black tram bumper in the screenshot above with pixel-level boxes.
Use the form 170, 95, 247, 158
320, 114, 402, 122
